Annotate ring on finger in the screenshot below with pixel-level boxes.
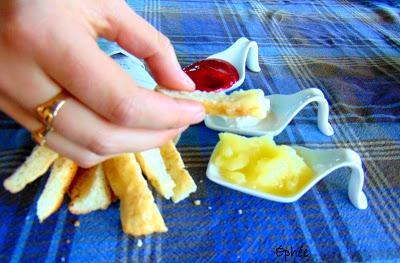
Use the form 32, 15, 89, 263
32, 126, 52, 146
36, 91, 69, 128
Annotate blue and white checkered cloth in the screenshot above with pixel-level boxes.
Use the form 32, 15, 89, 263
1, 0, 400, 262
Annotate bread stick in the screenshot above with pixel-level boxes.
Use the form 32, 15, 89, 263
103, 154, 167, 236
69, 164, 112, 215
158, 88, 269, 119
4, 146, 58, 193
135, 148, 175, 199
160, 142, 197, 203
37, 157, 78, 222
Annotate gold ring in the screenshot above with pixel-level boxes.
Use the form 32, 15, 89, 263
36, 91, 69, 128
32, 126, 52, 146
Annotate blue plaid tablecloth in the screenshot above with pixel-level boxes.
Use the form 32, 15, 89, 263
1, 0, 400, 262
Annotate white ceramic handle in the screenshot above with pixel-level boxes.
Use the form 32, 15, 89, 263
322, 148, 367, 210
345, 150, 369, 210
208, 37, 261, 73
207, 37, 261, 91
275, 88, 334, 136
326, 149, 368, 210
294, 147, 368, 210
304, 89, 334, 136
245, 40, 261, 72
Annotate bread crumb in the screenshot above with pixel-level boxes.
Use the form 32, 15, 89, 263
66, 239, 71, 244
74, 220, 80, 227
208, 206, 212, 210
199, 180, 203, 183
193, 200, 201, 206
238, 209, 243, 215
137, 239, 143, 248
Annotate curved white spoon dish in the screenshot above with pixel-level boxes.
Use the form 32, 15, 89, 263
204, 88, 334, 137
107, 37, 261, 92
206, 146, 368, 209
207, 37, 261, 92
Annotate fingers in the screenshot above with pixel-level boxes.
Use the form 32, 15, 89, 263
0, 95, 104, 168
34, 27, 204, 129
2, 66, 188, 155
0, 93, 185, 167
45, 131, 107, 168
102, 1, 195, 91
0, 0, 200, 165
0, 54, 61, 113
0, 92, 42, 131
52, 98, 188, 155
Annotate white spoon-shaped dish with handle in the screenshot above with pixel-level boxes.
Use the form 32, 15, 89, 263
108, 38, 261, 93
206, 146, 368, 209
207, 37, 261, 92
205, 88, 335, 137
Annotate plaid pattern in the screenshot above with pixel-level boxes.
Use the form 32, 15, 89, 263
1, 0, 400, 262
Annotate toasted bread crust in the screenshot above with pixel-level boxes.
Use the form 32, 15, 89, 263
158, 88, 268, 118
135, 149, 175, 199
37, 157, 78, 222
3, 146, 58, 193
103, 154, 167, 236
160, 142, 197, 203
68, 164, 112, 215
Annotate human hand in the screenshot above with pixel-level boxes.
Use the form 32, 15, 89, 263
0, 0, 205, 167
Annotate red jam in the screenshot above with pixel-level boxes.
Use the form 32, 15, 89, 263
183, 59, 239, 92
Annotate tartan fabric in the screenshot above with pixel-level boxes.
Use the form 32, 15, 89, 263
1, 0, 400, 262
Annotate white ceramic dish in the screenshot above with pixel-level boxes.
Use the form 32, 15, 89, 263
207, 37, 261, 92
206, 146, 368, 209
109, 41, 366, 209
204, 88, 334, 137
107, 37, 261, 93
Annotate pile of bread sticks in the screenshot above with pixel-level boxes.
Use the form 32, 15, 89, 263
2, 89, 268, 236
3, 142, 195, 236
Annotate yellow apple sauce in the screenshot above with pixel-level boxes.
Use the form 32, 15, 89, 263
212, 133, 314, 197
